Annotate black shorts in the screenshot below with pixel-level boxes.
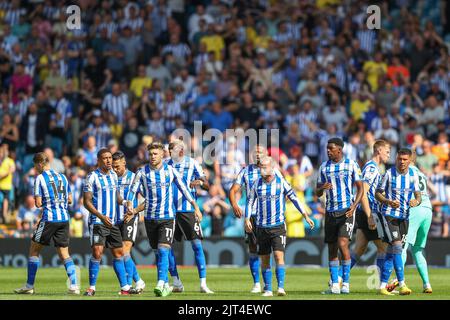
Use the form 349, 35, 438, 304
324, 209, 356, 243
174, 212, 203, 242
256, 223, 287, 255
355, 209, 383, 241
144, 219, 176, 249
381, 216, 409, 245
245, 215, 258, 247
117, 215, 139, 244
89, 224, 123, 249
32, 220, 70, 247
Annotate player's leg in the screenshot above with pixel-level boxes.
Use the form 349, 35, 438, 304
272, 224, 287, 296
339, 229, 368, 279
54, 223, 79, 294
323, 213, 341, 294
109, 226, 132, 294
154, 220, 175, 297
257, 228, 273, 296
169, 216, 182, 290
411, 212, 432, 292
247, 216, 261, 292
373, 239, 387, 278
337, 213, 355, 293
14, 241, 43, 294
121, 216, 145, 292
85, 224, 104, 295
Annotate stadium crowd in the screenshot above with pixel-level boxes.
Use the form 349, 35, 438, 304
0, 0, 449, 239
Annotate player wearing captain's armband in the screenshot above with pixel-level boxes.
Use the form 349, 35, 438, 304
244, 156, 314, 297
316, 138, 364, 295
376, 148, 421, 296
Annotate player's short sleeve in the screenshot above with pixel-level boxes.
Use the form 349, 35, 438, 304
84, 173, 95, 193
317, 163, 326, 184
193, 159, 205, 179
34, 175, 43, 197
233, 167, 246, 186
351, 160, 362, 181
362, 164, 377, 185
377, 170, 389, 193
282, 177, 294, 196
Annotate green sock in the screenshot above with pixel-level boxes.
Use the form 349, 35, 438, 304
401, 243, 408, 268
412, 245, 430, 286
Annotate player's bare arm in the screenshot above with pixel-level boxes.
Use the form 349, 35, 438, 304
409, 191, 422, 207
360, 182, 376, 229
84, 191, 113, 228
34, 196, 43, 208
375, 190, 400, 208
190, 177, 210, 191
316, 182, 332, 197
346, 180, 364, 218
229, 183, 243, 218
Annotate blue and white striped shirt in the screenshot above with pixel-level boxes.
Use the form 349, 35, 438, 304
360, 160, 383, 213
116, 170, 138, 223
127, 162, 194, 220
377, 167, 420, 219
84, 169, 119, 225
317, 158, 362, 212
233, 164, 282, 216
431, 173, 448, 203
34, 170, 71, 222
102, 93, 129, 124
245, 175, 306, 228
166, 156, 205, 213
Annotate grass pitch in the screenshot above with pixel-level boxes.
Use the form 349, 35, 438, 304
1, 266, 450, 300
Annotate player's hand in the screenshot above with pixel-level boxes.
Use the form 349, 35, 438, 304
232, 205, 243, 218
190, 180, 203, 188
244, 218, 253, 233
101, 216, 113, 228
194, 207, 203, 223
409, 199, 420, 207
305, 216, 315, 230
345, 205, 356, 218
319, 182, 333, 190
388, 200, 400, 208
124, 209, 135, 223
367, 215, 377, 230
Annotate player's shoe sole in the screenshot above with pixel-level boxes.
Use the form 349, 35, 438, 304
67, 288, 80, 295
386, 279, 399, 292
200, 286, 214, 294
277, 289, 287, 296
262, 291, 273, 297
14, 287, 34, 294
423, 288, 433, 294
161, 286, 173, 297
321, 288, 340, 294
83, 289, 96, 296
378, 288, 395, 296
399, 286, 412, 295
172, 285, 184, 293
250, 284, 261, 293
154, 286, 164, 297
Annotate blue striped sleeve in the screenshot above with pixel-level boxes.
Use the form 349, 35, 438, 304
34, 175, 43, 197
128, 168, 143, 202
172, 167, 194, 203
377, 171, 389, 193
245, 183, 257, 219
84, 173, 95, 193
233, 167, 246, 186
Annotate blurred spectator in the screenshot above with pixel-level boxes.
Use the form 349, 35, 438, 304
0, 144, 15, 224
15, 194, 39, 238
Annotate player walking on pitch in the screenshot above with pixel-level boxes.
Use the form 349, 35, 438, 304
112, 151, 146, 294
229, 144, 283, 293
338, 140, 391, 281
83, 148, 132, 296
125, 142, 202, 297
376, 148, 421, 295
386, 149, 433, 294
316, 138, 364, 295
15, 152, 79, 295
245, 156, 315, 297
165, 139, 213, 294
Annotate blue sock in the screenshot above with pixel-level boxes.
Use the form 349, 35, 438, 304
26, 256, 40, 288
124, 254, 140, 286
329, 260, 339, 284
393, 253, 405, 282
275, 265, 286, 289
249, 253, 260, 284
191, 240, 207, 279
262, 267, 272, 292
157, 247, 170, 282
381, 253, 394, 284
342, 260, 351, 284
376, 253, 386, 277
88, 257, 100, 287
168, 248, 179, 278
112, 257, 128, 288
63, 257, 77, 287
